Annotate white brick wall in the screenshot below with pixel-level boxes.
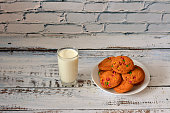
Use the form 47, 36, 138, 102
148, 24, 170, 32
85, 24, 103, 32
7, 24, 44, 33
0, 14, 22, 23
0, 0, 16, 2
0, 2, 40, 12
45, 25, 82, 34
0, 24, 4, 32
42, 2, 84, 12
127, 13, 161, 23
105, 24, 146, 32
163, 14, 170, 22
0, 1, 170, 36
23, 13, 64, 23
147, 3, 170, 12
67, 13, 96, 23
84, 3, 106, 12
108, 2, 144, 12
99, 13, 126, 23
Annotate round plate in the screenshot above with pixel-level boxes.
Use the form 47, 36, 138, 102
91, 59, 150, 95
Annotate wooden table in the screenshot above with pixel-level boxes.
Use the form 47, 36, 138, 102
0, 34, 170, 113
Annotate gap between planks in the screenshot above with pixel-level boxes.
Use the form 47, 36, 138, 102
1, 108, 170, 112
1, 48, 170, 52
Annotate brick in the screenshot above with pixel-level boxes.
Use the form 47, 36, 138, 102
45, 25, 82, 33
85, 24, 103, 32
148, 3, 170, 12
24, 13, 64, 23
17, 0, 62, 1
0, 24, 4, 32
163, 14, 170, 22
99, 13, 126, 23
0, 0, 16, 2
67, 13, 96, 23
42, 2, 83, 12
105, 24, 146, 32
148, 24, 170, 32
84, 3, 106, 12
66, 0, 86, 1
0, 33, 25, 37
0, 2, 39, 12
127, 13, 161, 23
0, 14, 22, 23
108, 2, 143, 12
7, 24, 44, 33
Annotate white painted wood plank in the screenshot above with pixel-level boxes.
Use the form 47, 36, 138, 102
0, 34, 170, 49
0, 87, 170, 109
1, 109, 170, 113
0, 49, 170, 87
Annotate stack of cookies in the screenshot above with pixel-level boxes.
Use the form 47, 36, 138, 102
98, 56, 145, 93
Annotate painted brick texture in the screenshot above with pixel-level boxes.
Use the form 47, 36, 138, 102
99, 13, 126, 23
42, 2, 84, 12
106, 24, 146, 32
0, 14, 22, 23
84, 3, 106, 12
0, 25, 4, 32
67, 13, 96, 23
147, 3, 170, 12
24, 13, 64, 23
0, 1, 170, 36
7, 24, 44, 33
45, 25, 82, 34
108, 2, 144, 12
85, 24, 103, 32
148, 24, 170, 32
127, 13, 161, 23
163, 14, 170, 22
0, 2, 40, 12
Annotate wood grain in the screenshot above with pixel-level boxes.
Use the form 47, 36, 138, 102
0, 87, 170, 110
0, 34, 170, 50
1, 109, 170, 113
0, 49, 170, 111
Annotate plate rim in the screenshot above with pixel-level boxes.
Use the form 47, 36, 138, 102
91, 59, 151, 96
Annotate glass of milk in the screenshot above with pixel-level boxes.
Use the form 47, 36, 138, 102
57, 47, 78, 87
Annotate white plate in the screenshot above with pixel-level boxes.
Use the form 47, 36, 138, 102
91, 59, 150, 95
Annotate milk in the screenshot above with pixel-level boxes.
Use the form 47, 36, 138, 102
57, 48, 78, 84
